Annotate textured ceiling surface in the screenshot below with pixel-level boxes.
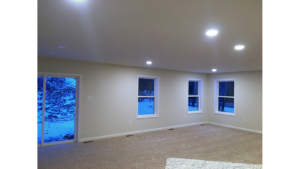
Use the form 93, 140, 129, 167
38, 0, 262, 73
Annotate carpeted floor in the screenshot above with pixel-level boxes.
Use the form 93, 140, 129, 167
38, 124, 262, 169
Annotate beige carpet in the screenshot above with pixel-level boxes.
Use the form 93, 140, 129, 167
38, 124, 262, 169
165, 158, 262, 169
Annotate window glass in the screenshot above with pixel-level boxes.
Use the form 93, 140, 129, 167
37, 77, 43, 144
138, 97, 154, 115
218, 97, 234, 113
188, 81, 198, 95
44, 77, 76, 143
138, 79, 154, 96
188, 97, 199, 111
219, 81, 234, 96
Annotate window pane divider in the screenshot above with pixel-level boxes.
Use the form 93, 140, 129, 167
218, 96, 234, 98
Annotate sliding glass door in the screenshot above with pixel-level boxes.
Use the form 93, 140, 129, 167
38, 74, 78, 146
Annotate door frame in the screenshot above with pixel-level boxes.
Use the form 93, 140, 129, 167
38, 72, 82, 147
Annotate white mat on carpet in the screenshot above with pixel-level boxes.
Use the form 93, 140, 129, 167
166, 158, 262, 169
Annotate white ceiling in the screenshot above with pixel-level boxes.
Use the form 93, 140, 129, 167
38, 0, 262, 73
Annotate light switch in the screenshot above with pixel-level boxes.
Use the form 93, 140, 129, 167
87, 96, 93, 100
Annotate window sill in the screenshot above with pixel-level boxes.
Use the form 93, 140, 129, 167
137, 114, 159, 119
214, 112, 235, 116
187, 111, 203, 115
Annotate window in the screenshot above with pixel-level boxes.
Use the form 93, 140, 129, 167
188, 79, 202, 114
214, 80, 235, 116
137, 76, 159, 118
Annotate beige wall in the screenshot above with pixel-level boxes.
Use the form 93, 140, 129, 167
38, 57, 209, 140
207, 71, 262, 131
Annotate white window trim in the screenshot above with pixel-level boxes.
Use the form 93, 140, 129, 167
214, 79, 235, 116
188, 78, 203, 114
137, 75, 159, 119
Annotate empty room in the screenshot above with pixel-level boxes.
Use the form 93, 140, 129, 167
37, 0, 263, 168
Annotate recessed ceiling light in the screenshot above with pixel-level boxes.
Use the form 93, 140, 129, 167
72, 0, 86, 2
212, 69, 217, 72
235, 45, 245, 50
206, 30, 218, 37
146, 61, 152, 65
58, 46, 66, 48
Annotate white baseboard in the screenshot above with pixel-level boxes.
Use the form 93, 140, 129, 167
80, 121, 262, 142
79, 121, 208, 142
207, 122, 262, 134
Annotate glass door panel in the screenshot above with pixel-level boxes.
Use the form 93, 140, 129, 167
37, 77, 44, 144
44, 77, 77, 143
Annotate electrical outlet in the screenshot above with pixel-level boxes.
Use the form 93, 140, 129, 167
244, 118, 246, 121
129, 121, 132, 124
